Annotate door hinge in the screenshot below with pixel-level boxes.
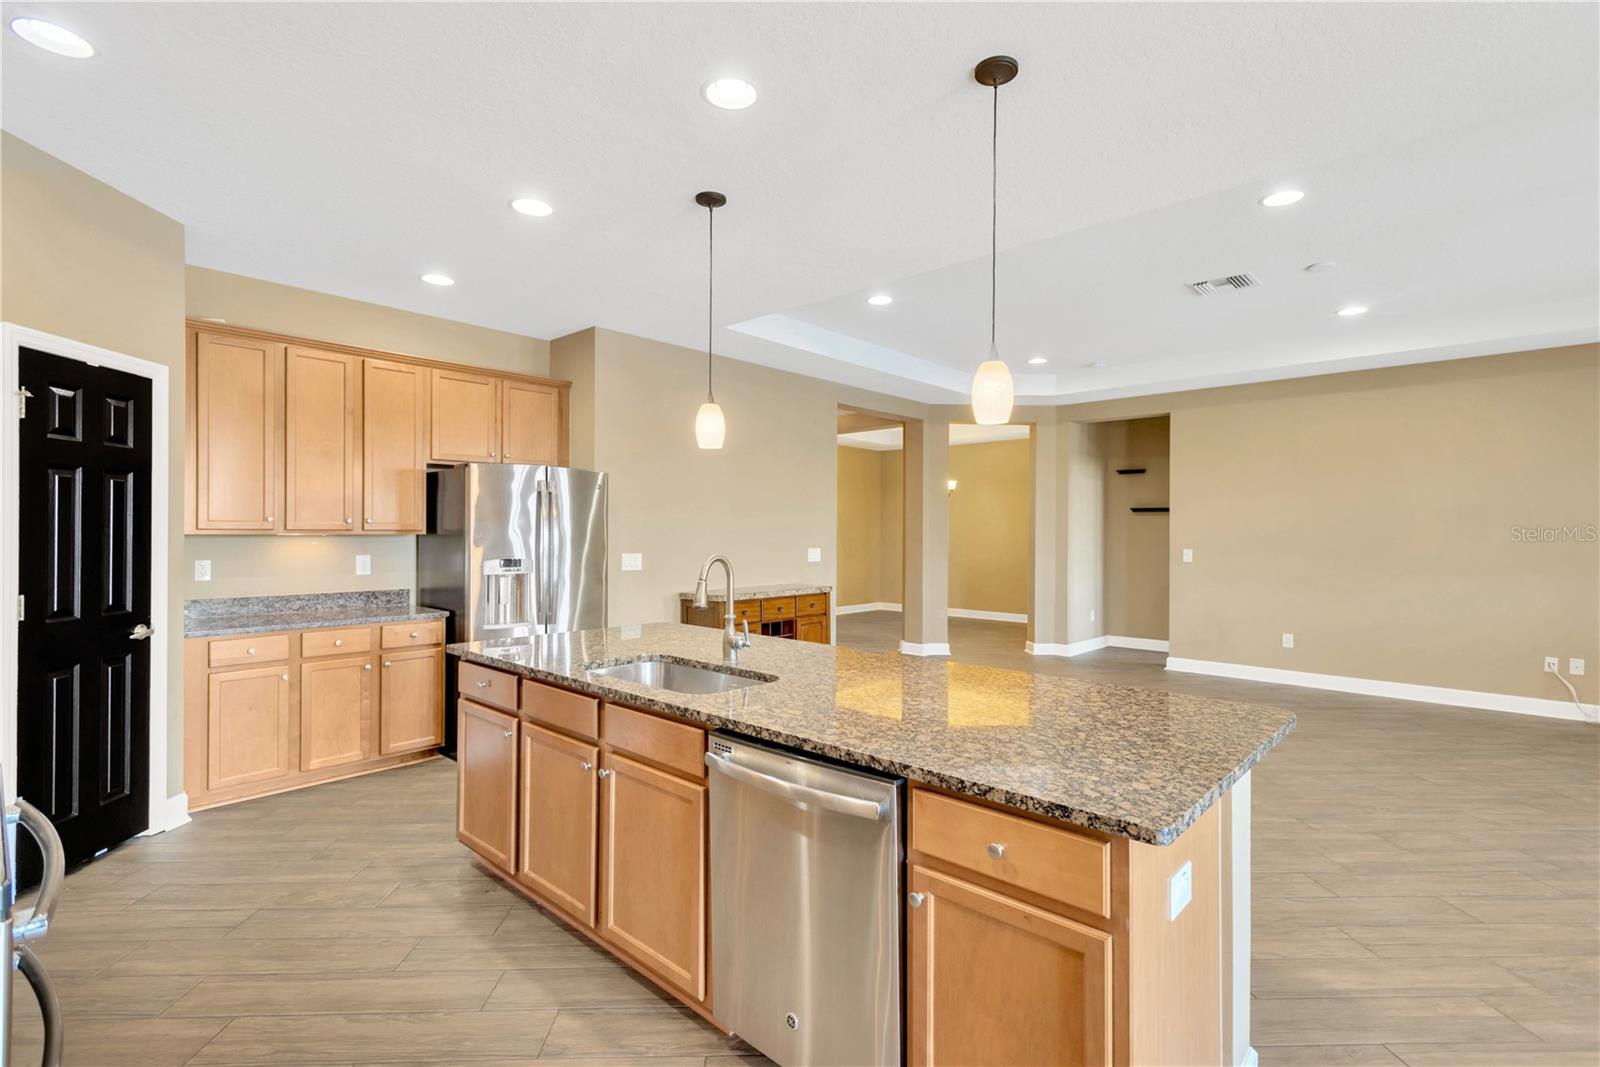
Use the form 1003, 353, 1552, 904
16, 386, 33, 418
15, 594, 23, 621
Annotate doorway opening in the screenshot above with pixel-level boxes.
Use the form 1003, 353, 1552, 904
946, 422, 1033, 659
834, 407, 904, 653
1101, 415, 1171, 651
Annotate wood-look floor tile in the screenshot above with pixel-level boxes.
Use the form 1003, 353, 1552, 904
536, 1007, 736, 1059
27, 937, 141, 977
1387, 1042, 1600, 1065
1343, 924, 1600, 958
1496, 956, 1600, 995
1311, 870, 1561, 899
1255, 896, 1476, 926
1443, 896, 1600, 924
1252, 926, 1379, 960
113, 856, 370, 884
125, 880, 400, 911
379, 879, 525, 908
1252, 958, 1539, 998
105, 936, 419, 976
8, 1013, 227, 1066
189, 1009, 557, 1064
1317, 849, 1551, 874
1255, 1045, 1404, 1066
1255, 873, 1338, 899
50, 974, 203, 1016
1478, 994, 1600, 1043
227, 906, 509, 940
167, 973, 500, 1017
45, 905, 255, 941
483, 966, 666, 1010
397, 932, 606, 973
1250, 995, 1538, 1045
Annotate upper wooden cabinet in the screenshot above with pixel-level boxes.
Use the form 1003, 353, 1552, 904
284, 346, 360, 532
191, 331, 282, 531
501, 379, 562, 465
430, 368, 501, 463
361, 358, 427, 533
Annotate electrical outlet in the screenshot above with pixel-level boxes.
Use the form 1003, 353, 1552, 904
622, 623, 642, 640
355, 554, 371, 576
1182, 548, 1194, 563
1571, 659, 1586, 676
621, 553, 642, 572
1282, 633, 1295, 649
194, 559, 211, 581
1545, 656, 1560, 673
807, 547, 822, 562
1168, 860, 1193, 920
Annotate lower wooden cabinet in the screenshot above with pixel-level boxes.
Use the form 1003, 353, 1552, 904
457, 699, 519, 872
796, 616, 826, 644
908, 864, 1112, 1067
380, 647, 445, 754
206, 665, 292, 790
599, 750, 708, 1000
299, 654, 373, 771
518, 722, 599, 925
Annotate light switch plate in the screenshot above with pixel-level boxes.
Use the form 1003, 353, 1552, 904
1182, 548, 1194, 563
1571, 658, 1586, 676
355, 554, 372, 576
194, 559, 211, 581
1282, 633, 1295, 649
807, 547, 822, 563
621, 553, 642, 572
1169, 860, 1193, 920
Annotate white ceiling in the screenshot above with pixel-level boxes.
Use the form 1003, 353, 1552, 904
3, 3, 1596, 405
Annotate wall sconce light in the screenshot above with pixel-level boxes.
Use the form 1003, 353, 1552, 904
947, 479, 959, 494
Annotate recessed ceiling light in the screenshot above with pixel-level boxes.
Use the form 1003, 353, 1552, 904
510, 198, 553, 217
866, 293, 893, 306
1085, 360, 1107, 369
420, 273, 455, 287
702, 77, 758, 110
1304, 261, 1337, 273
1027, 356, 1048, 365
1336, 305, 1368, 317
10, 17, 94, 58
1260, 189, 1304, 208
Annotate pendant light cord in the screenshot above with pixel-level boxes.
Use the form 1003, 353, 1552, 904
990, 79, 998, 353
706, 203, 715, 402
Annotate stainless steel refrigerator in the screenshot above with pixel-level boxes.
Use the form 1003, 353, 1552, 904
419, 464, 607, 751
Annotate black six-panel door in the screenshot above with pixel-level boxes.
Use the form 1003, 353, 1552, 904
17, 346, 152, 876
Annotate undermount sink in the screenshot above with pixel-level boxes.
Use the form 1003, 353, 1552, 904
587, 657, 771, 695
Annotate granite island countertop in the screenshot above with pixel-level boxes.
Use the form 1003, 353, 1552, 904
449, 622, 1294, 845
675, 584, 831, 602
185, 590, 448, 638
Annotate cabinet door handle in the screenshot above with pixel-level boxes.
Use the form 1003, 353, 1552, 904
908, 892, 926, 908
579, 760, 593, 772
986, 842, 1006, 860
502, 729, 513, 738
280, 673, 289, 681
596, 768, 612, 779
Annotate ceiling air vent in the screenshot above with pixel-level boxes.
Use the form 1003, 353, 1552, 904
1187, 273, 1258, 296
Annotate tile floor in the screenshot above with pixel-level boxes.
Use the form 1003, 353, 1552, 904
10, 612, 1596, 1066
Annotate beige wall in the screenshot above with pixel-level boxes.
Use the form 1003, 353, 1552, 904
2, 133, 188, 794
836, 446, 903, 606
1103, 417, 1170, 641
948, 438, 1031, 617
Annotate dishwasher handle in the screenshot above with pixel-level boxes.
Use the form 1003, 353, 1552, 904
705, 752, 889, 821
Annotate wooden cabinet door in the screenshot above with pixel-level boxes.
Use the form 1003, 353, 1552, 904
285, 346, 359, 532
457, 699, 518, 872
192, 331, 282, 530
380, 647, 444, 754
599, 751, 706, 1000
908, 865, 1112, 1067
362, 359, 426, 532
430, 368, 500, 462
207, 665, 292, 790
500, 380, 560, 465
519, 722, 599, 926
796, 616, 827, 644
299, 654, 372, 771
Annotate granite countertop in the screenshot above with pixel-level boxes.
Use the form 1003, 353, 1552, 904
185, 590, 448, 638
676, 584, 832, 602
449, 623, 1294, 845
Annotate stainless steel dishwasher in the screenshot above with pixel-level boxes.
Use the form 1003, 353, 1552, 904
706, 732, 902, 1067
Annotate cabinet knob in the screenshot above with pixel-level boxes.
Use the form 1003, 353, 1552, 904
265, 516, 273, 523
366, 516, 372, 523
364, 664, 372, 671
247, 647, 256, 656
334, 639, 343, 647
345, 517, 352, 524
908, 892, 926, 908
579, 760, 594, 772
280, 673, 289, 681
384, 661, 392, 668
986, 841, 1006, 860
597, 768, 612, 779
410, 631, 419, 638
490, 451, 497, 459
476, 679, 490, 688
502, 729, 513, 738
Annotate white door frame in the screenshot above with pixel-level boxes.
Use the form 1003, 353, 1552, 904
0, 322, 185, 832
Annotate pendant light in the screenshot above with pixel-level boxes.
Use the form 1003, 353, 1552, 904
694, 190, 728, 450
970, 55, 1018, 426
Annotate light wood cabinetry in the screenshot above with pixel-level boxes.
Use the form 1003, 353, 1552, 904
681, 590, 831, 644
284, 346, 359, 532
457, 699, 519, 873
191, 331, 282, 531
186, 321, 570, 537
380, 647, 445, 754
430, 368, 501, 462
184, 622, 444, 811
908, 864, 1112, 1067
518, 722, 599, 925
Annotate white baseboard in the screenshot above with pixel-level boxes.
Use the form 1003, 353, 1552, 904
948, 608, 1029, 623
1107, 635, 1170, 652
899, 641, 952, 657
143, 792, 192, 835
1165, 657, 1599, 723
836, 602, 902, 615
1028, 636, 1106, 657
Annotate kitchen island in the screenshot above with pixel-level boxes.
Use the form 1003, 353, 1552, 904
448, 623, 1293, 1067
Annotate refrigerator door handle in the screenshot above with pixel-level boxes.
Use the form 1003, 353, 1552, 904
534, 482, 553, 628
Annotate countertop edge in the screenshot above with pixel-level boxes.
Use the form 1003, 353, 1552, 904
186, 608, 449, 639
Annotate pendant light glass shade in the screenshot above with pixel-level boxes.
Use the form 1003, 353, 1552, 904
971, 348, 1015, 425
695, 400, 726, 450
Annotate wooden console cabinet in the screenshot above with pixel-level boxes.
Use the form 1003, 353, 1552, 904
680, 591, 831, 644
183, 620, 444, 810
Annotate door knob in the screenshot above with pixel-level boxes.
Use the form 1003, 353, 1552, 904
908, 892, 926, 908
129, 623, 153, 641
986, 842, 1006, 860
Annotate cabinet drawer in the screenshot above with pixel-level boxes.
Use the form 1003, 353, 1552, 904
208, 634, 290, 668
459, 661, 518, 712
301, 626, 372, 658
911, 788, 1112, 919
761, 596, 796, 621
796, 593, 828, 618
522, 679, 599, 742
732, 600, 760, 625
381, 619, 443, 649
602, 703, 706, 781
